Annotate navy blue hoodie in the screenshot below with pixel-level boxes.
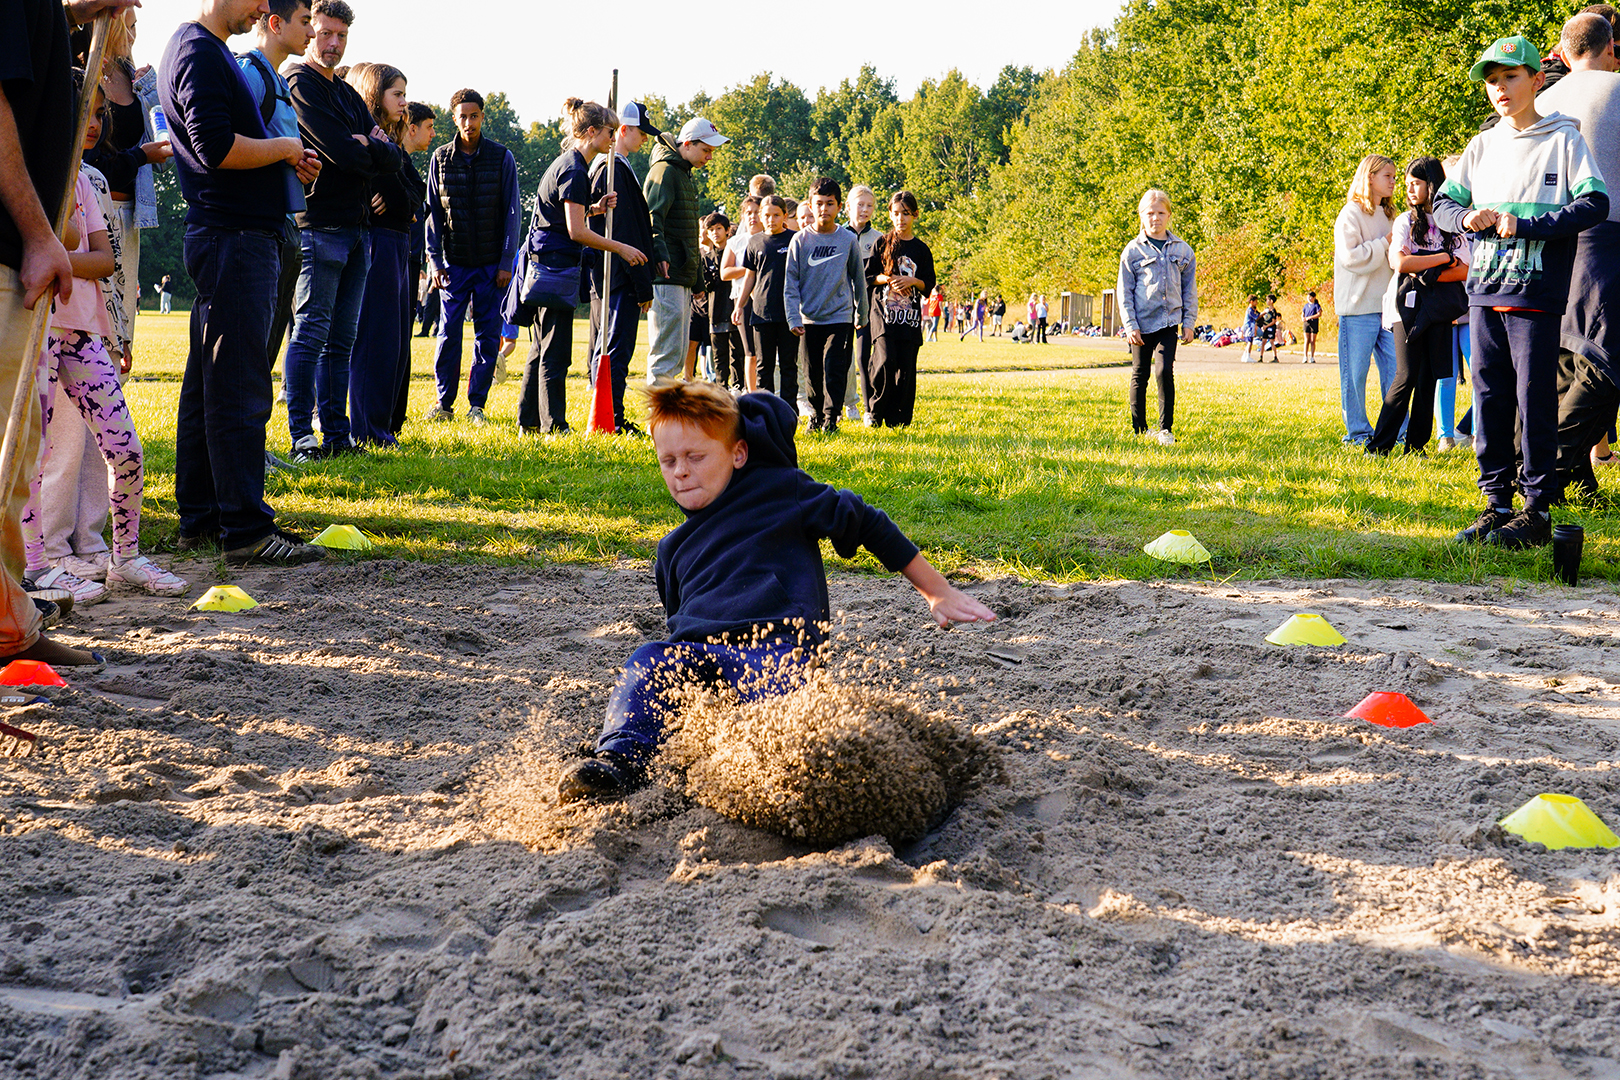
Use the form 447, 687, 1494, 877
654, 394, 921, 644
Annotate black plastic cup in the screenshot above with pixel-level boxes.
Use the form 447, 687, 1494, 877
1553, 524, 1584, 586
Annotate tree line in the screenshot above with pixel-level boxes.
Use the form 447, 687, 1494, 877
143, 0, 1573, 317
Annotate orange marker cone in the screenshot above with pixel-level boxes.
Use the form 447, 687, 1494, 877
1345, 691, 1431, 729
0, 660, 68, 688
587, 355, 616, 434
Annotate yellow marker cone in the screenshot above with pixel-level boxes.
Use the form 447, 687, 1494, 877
191, 585, 258, 613
1264, 612, 1346, 647
1144, 529, 1210, 564
311, 524, 373, 550
1499, 794, 1620, 850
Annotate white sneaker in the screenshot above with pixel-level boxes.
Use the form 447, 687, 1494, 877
845, 404, 860, 421
26, 565, 107, 607
425, 405, 453, 422
59, 552, 109, 581
289, 434, 322, 464
493, 349, 510, 385
1456, 434, 1475, 453
1437, 436, 1457, 452
107, 555, 190, 597
1157, 429, 1176, 446
467, 406, 488, 427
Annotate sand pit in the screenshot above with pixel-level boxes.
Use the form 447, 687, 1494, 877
4, 561, 1620, 1077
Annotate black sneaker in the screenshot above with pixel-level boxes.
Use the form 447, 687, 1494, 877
32, 596, 65, 629
617, 421, 645, 438
224, 527, 329, 567
1456, 508, 1514, 543
1487, 511, 1553, 549
176, 529, 221, 552
556, 751, 646, 804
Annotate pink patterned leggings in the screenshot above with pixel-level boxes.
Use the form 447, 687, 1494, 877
24, 330, 143, 569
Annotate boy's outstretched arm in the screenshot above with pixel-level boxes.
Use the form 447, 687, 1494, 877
900, 553, 997, 628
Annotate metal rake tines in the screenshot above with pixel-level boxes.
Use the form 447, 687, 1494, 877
0, 719, 38, 758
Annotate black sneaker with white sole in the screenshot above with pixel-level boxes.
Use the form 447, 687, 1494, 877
224, 527, 329, 567
1455, 508, 1514, 544
556, 751, 647, 804
1486, 511, 1553, 549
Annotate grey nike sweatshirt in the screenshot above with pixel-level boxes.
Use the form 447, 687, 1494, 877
783, 226, 870, 329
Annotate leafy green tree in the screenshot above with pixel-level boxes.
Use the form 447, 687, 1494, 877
699, 74, 814, 213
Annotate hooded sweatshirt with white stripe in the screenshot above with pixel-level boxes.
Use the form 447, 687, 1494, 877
1433, 110, 1608, 314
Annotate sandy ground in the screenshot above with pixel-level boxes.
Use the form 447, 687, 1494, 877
4, 560, 1620, 1079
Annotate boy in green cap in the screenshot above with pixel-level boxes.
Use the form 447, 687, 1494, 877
1435, 34, 1608, 547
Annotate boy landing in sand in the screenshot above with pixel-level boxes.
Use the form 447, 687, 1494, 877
558, 381, 995, 803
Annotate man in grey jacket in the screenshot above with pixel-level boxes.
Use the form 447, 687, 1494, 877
1118, 188, 1197, 446
643, 117, 726, 382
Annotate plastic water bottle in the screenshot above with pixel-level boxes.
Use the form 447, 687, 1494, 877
150, 106, 169, 141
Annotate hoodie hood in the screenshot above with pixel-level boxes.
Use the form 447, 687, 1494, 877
1502, 110, 1582, 139
738, 392, 798, 472
651, 134, 691, 173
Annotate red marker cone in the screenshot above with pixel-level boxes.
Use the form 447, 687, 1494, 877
0, 660, 67, 687
587, 355, 616, 434
1345, 691, 1431, 729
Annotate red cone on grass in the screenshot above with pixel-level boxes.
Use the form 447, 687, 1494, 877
1345, 691, 1430, 729
587, 359, 616, 434
0, 660, 67, 688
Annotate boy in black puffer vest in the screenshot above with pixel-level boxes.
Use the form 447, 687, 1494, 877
558, 382, 995, 802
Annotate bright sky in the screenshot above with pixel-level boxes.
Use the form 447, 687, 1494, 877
129, 0, 1124, 126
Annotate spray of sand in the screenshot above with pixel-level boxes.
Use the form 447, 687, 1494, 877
655, 666, 996, 845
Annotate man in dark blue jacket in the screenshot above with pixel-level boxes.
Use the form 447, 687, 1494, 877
557, 382, 996, 803
423, 88, 519, 425
160, 0, 327, 567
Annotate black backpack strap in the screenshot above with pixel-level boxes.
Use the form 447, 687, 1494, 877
237, 50, 288, 128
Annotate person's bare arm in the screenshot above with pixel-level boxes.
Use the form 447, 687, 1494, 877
0, 85, 73, 307
62, 0, 142, 29
720, 243, 747, 281
731, 268, 756, 325
68, 228, 114, 280
220, 135, 308, 171
900, 553, 996, 628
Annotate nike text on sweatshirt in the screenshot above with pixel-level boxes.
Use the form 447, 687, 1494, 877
1433, 111, 1609, 315
783, 227, 870, 329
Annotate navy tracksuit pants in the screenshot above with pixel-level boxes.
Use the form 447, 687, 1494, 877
1471, 307, 1562, 512
596, 638, 809, 762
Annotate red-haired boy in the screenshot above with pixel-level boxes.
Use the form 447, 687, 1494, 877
558, 383, 995, 802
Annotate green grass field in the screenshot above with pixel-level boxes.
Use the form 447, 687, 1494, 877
119, 313, 1618, 584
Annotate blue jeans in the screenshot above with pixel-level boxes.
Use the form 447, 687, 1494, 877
177, 225, 278, 549
431, 262, 503, 411
597, 638, 808, 762
286, 224, 370, 448
1337, 313, 1396, 443
1434, 324, 1467, 439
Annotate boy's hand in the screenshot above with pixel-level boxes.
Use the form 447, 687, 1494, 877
1463, 208, 1499, 232
928, 587, 998, 629
1126, 328, 1144, 346
1495, 213, 1518, 238
900, 553, 997, 629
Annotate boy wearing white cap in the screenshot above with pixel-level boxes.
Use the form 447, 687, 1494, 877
643, 117, 729, 383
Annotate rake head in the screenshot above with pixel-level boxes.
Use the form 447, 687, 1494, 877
0, 719, 38, 758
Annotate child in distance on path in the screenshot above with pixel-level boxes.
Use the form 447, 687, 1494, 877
1118, 188, 1196, 445
1301, 291, 1322, 362
557, 381, 995, 803
1434, 35, 1609, 548
1257, 295, 1282, 363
